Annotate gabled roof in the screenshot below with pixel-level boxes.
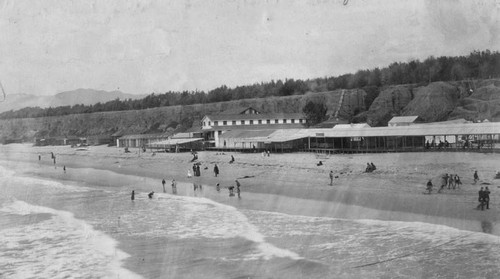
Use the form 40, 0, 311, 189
204, 123, 305, 131
388, 116, 420, 124
333, 123, 371, 129
218, 107, 259, 115
204, 113, 305, 121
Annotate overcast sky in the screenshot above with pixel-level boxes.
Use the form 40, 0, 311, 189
0, 0, 499, 96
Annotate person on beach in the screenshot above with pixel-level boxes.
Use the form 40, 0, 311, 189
454, 175, 461, 189
214, 164, 219, 177
317, 161, 323, 166
187, 170, 192, 178
38, 154, 41, 161
474, 170, 479, 184
192, 164, 197, 177
193, 183, 198, 191
148, 191, 154, 199
63, 166, 66, 173
171, 179, 177, 194
131, 190, 135, 201
162, 179, 166, 193
196, 164, 201, 176
484, 187, 491, 209
228, 186, 235, 196
477, 187, 485, 210
329, 171, 334, 186
216, 183, 220, 192
236, 184, 241, 198
370, 162, 376, 171
425, 179, 433, 194
447, 173, 454, 189
438, 175, 447, 193
229, 155, 235, 164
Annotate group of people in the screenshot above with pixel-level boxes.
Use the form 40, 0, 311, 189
365, 162, 377, 173
435, 173, 462, 193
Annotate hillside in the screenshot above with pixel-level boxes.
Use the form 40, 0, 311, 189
0, 89, 145, 113
0, 79, 499, 143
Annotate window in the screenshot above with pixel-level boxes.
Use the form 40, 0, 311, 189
208, 121, 211, 126
258, 120, 262, 124
203, 121, 206, 126
283, 119, 287, 124
291, 119, 295, 123
223, 121, 227, 125
250, 120, 254, 125
275, 119, 279, 124
232, 120, 236, 125
266, 119, 270, 124
241, 120, 245, 125
214, 121, 218, 126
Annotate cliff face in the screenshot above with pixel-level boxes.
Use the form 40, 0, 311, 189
1, 79, 499, 143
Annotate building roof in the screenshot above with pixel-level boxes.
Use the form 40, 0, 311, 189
388, 116, 420, 124
147, 138, 202, 147
217, 107, 260, 115
204, 123, 305, 131
119, 133, 170, 140
333, 123, 371, 129
216, 122, 500, 143
204, 113, 304, 122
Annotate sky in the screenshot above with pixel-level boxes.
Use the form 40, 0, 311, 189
0, 0, 499, 96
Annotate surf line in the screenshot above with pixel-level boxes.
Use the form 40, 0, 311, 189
351, 232, 475, 269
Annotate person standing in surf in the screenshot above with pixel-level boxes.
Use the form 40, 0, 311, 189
474, 170, 479, 184
131, 190, 135, 201
171, 179, 177, 194
162, 179, 166, 193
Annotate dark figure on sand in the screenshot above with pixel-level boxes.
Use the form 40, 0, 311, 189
229, 155, 235, 164
438, 174, 447, 193
171, 179, 177, 194
235, 180, 241, 197
365, 162, 376, 173
317, 161, 323, 166
477, 187, 485, 210
131, 190, 135, 201
214, 164, 219, 177
425, 179, 433, 194
162, 179, 166, 193
484, 187, 491, 209
148, 191, 154, 199
38, 154, 41, 161
228, 186, 235, 197
474, 171, 479, 184
329, 171, 334, 186
63, 166, 66, 173
216, 183, 220, 192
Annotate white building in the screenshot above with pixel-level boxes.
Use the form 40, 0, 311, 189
200, 107, 306, 148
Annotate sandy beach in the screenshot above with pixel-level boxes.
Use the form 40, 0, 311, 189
2, 144, 500, 278
3, 144, 500, 231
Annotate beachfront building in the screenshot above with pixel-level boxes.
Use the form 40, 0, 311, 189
201, 107, 306, 149
216, 121, 500, 153
388, 116, 422, 127
117, 133, 170, 148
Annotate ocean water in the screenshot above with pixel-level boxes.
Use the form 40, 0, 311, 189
1, 162, 500, 279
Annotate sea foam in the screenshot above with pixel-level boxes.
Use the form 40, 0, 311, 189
0, 200, 142, 279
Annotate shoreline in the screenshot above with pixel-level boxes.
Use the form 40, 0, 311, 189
2, 144, 500, 235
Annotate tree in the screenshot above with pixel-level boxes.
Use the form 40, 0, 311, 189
302, 101, 328, 127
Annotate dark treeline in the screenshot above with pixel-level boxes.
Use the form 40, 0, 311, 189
1, 50, 499, 120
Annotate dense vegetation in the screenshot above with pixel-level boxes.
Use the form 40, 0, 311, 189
1, 50, 499, 120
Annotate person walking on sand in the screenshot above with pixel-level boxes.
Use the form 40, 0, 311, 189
426, 179, 433, 194
216, 183, 220, 192
235, 179, 241, 197
63, 166, 66, 174
329, 171, 334, 186
162, 179, 166, 193
477, 187, 485, 210
230, 155, 235, 164
214, 164, 219, 177
131, 190, 135, 201
474, 170, 479, 184
484, 187, 491, 209
171, 179, 177, 194
454, 175, 461, 189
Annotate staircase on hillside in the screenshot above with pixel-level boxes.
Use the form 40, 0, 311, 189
334, 90, 345, 119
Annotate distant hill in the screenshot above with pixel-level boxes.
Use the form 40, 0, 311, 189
0, 89, 145, 113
